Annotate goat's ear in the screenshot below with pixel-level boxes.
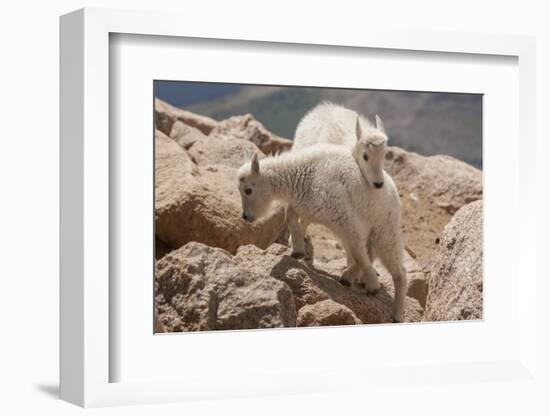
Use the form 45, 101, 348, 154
355, 117, 362, 141
251, 153, 260, 175
375, 114, 386, 134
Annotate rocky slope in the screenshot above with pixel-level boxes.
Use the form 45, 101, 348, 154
154, 98, 484, 331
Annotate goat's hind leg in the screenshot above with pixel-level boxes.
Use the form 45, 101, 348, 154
299, 218, 314, 263
286, 206, 307, 259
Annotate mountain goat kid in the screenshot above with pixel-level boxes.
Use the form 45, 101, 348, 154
237, 145, 407, 322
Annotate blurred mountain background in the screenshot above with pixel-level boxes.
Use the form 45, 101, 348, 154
154, 81, 482, 168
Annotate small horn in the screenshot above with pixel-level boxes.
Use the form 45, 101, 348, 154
251, 153, 260, 175
375, 114, 386, 134
355, 116, 362, 141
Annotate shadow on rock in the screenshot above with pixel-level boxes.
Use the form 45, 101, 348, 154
269, 253, 413, 324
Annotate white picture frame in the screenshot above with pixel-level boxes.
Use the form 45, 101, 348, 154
60, 7, 538, 408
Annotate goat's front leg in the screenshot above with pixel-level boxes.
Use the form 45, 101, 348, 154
376, 238, 408, 323
340, 263, 360, 287
341, 233, 380, 295
286, 206, 307, 259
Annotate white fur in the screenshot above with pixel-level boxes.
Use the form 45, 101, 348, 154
237, 143, 407, 322
293, 102, 369, 150
294, 102, 389, 187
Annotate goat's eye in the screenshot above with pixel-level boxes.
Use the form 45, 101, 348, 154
245, 188, 252, 195
363, 153, 369, 161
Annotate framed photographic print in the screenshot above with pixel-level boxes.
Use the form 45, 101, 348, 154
60, 7, 539, 408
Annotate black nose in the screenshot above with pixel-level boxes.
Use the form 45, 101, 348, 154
374, 182, 384, 189
242, 213, 253, 222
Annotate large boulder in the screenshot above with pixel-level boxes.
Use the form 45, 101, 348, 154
169, 120, 207, 150
186, 130, 262, 169
235, 244, 328, 310
384, 146, 482, 267
155, 130, 286, 254
210, 114, 293, 155
424, 200, 483, 321
156, 242, 297, 331
155, 98, 218, 136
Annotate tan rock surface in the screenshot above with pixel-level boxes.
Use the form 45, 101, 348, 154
210, 114, 292, 155
297, 299, 361, 327
169, 120, 207, 150
424, 200, 483, 321
156, 242, 297, 331
155, 98, 218, 136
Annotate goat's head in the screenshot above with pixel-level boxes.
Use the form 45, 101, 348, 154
237, 153, 271, 223
352, 115, 388, 189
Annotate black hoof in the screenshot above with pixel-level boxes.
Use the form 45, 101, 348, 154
366, 287, 380, 296
340, 279, 351, 287
391, 318, 402, 324
291, 251, 305, 259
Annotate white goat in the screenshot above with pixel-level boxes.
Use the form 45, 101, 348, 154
237, 145, 407, 322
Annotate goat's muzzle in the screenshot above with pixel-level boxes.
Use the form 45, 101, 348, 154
242, 212, 254, 223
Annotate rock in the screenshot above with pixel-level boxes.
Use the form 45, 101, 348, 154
235, 244, 328, 310
169, 120, 207, 149
209, 114, 293, 155
155, 130, 286, 254
156, 242, 296, 331
424, 200, 483, 321
155, 98, 218, 136
297, 299, 361, 326
405, 258, 429, 309
384, 146, 482, 267
155, 129, 198, 178
235, 244, 423, 324
187, 130, 263, 169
